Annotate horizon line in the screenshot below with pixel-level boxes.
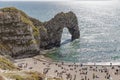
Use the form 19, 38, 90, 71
0, 0, 112, 1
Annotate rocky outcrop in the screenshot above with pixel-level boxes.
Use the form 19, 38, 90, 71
0, 7, 40, 58
40, 12, 80, 49
0, 7, 80, 57
28, 12, 80, 49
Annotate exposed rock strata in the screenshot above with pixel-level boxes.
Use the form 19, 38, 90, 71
0, 7, 80, 57
42, 12, 80, 49
0, 7, 40, 58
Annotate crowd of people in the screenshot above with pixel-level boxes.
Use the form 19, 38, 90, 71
15, 58, 120, 80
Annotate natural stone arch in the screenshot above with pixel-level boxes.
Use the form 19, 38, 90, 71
40, 11, 80, 49
0, 7, 80, 57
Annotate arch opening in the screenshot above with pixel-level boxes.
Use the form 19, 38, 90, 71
61, 28, 71, 45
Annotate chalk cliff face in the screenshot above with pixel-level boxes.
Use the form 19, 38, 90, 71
0, 7, 80, 57
0, 7, 40, 58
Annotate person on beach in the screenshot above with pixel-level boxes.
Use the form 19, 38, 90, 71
73, 74, 76, 80
110, 63, 112, 67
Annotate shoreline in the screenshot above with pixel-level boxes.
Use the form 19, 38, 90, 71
34, 55, 120, 66
14, 55, 120, 66
39, 49, 120, 66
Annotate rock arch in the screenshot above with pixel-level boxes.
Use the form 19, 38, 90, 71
0, 7, 80, 57
40, 11, 80, 49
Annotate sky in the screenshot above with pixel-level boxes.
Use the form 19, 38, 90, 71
0, 0, 71, 1
0, 0, 112, 1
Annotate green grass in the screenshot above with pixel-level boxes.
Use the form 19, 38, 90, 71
9, 74, 24, 80
0, 56, 17, 70
4, 71, 45, 80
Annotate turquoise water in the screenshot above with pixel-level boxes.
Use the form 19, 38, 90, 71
1, 1, 120, 63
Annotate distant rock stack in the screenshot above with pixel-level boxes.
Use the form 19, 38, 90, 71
0, 7, 80, 58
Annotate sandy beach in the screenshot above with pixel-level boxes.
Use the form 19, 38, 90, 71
14, 55, 120, 80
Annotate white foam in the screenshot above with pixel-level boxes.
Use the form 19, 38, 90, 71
83, 62, 120, 65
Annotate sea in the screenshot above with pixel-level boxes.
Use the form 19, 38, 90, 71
1, 0, 120, 63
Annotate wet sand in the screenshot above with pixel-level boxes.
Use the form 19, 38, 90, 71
14, 55, 120, 80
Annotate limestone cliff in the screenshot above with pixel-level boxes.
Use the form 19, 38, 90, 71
0, 7, 40, 58
0, 7, 80, 57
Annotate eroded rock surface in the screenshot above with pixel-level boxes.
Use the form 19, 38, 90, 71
0, 7, 80, 57
41, 12, 80, 49
0, 7, 40, 58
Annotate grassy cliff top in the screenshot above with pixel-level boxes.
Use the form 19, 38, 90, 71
0, 7, 28, 18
